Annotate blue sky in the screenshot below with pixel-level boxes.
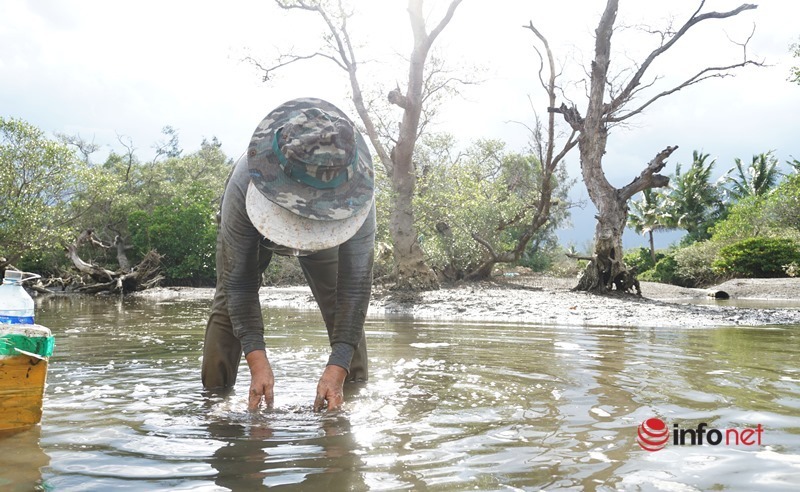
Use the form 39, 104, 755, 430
2, 0, 798, 251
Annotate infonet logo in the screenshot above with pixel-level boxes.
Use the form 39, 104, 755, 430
637, 418, 764, 452
637, 418, 670, 451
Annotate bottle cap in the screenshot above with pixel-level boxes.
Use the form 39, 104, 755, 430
2, 270, 40, 283
4, 270, 23, 282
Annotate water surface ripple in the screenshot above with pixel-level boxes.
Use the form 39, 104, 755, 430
0, 295, 797, 491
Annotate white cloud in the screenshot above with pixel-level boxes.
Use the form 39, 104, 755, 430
1, 0, 797, 249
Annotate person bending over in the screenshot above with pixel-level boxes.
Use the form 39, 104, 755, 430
202, 97, 375, 411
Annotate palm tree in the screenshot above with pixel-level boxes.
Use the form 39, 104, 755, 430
724, 151, 781, 200
668, 151, 722, 242
628, 188, 674, 264
787, 157, 800, 174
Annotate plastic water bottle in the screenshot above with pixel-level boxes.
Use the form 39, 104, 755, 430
0, 270, 35, 324
0, 270, 53, 433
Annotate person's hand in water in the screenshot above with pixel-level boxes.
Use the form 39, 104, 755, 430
314, 365, 347, 411
245, 350, 274, 410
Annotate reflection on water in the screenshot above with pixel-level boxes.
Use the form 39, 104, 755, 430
0, 294, 798, 490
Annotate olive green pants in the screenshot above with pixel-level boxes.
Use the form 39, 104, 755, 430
201, 238, 368, 390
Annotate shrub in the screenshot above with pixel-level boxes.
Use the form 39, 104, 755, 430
624, 247, 665, 275
709, 173, 800, 244
673, 240, 723, 287
708, 195, 765, 243
712, 237, 800, 278
544, 247, 585, 278
762, 173, 800, 231
129, 185, 217, 284
638, 254, 680, 285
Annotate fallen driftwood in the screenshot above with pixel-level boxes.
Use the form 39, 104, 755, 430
60, 229, 164, 295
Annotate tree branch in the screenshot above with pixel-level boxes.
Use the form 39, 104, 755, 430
470, 232, 499, 260
244, 52, 346, 82
426, 0, 464, 50
567, 252, 595, 261
548, 103, 584, 130
608, 59, 762, 123
607, 2, 758, 116
388, 87, 411, 110
619, 145, 678, 200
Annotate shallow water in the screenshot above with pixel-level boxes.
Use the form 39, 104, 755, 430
1, 294, 799, 491
674, 298, 800, 310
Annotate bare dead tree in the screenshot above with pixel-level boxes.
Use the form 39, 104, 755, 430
528, 0, 761, 293
116, 133, 138, 183
465, 28, 579, 280
249, 0, 465, 290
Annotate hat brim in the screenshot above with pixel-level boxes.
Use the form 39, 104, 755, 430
246, 182, 372, 251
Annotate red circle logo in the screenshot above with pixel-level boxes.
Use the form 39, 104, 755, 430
637, 418, 669, 452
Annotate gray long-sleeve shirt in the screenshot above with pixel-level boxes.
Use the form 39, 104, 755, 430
218, 154, 375, 370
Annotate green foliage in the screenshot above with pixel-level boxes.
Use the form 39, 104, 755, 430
375, 160, 394, 261
791, 40, 800, 85
761, 172, 800, 232
145, 137, 230, 202
637, 254, 680, 285
629, 188, 674, 235
0, 117, 97, 266
710, 173, 800, 245
70, 136, 231, 280
673, 240, 723, 287
14, 248, 70, 277
129, 184, 218, 283
262, 255, 306, 286
154, 125, 182, 159
723, 151, 781, 201
518, 235, 562, 272
413, 136, 572, 279
414, 139, 505, 277
628, 187, 674, 261
0, 119, 239, 284
664, 171, 800, 286
537, 244, 583, 278
373, 160, 394, 279
624, 247, 663, 274
712, 237, 800, 278
667, 150, 723, 242
707, 194, 765, 244
788, 157, 800, 173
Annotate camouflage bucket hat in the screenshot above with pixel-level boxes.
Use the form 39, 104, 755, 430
246, 97, 374, 250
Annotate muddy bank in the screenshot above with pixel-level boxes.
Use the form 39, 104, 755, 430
373, 277, 800, 328
136, 276, 800, 328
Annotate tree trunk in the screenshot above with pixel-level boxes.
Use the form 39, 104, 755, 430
465, 259, 496, 282
570, 0, 674, 293
648, 230, 656, 265
389, 150, 438, 290
575, 195, 628, 292
383, 0, 462, 291
115, 235, 131, 272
